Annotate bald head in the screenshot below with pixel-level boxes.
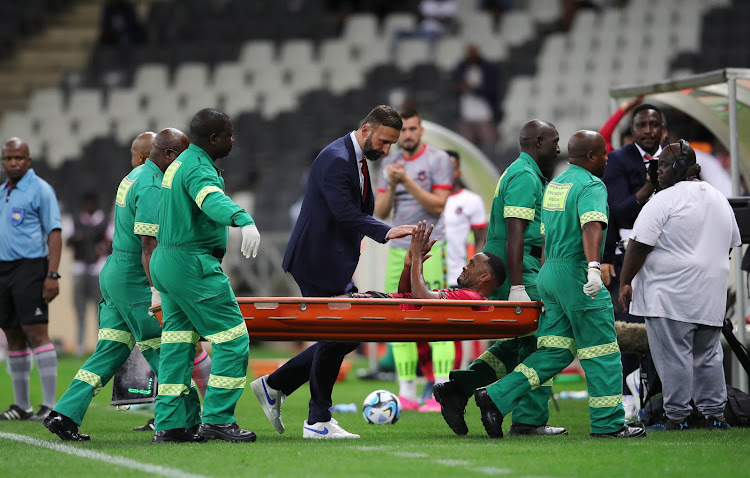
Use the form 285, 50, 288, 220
568, 130, 608, 177
189, 108, 233, 160
3, 137, 30, 156
519, 119, 559, 169
131, 132, 155, 168
150, 128, 189, 173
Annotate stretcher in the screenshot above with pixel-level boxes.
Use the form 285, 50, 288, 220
151, 297, 541, 342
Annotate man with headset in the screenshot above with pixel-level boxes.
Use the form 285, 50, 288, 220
619, 140, 740, 431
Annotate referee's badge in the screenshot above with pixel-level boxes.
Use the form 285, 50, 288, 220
10, 207, 24, 226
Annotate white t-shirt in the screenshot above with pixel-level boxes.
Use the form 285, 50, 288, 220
628, 180, 741, 326
444, 188, 487, 286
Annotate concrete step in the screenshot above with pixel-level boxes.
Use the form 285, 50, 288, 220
27, 27, 98, 50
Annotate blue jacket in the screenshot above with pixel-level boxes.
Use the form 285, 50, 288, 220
602, 143, 648, 263
283, 134, 391, 293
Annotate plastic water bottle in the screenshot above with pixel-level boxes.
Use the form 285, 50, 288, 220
557, 390, 588, 400
330, 403, 358, 413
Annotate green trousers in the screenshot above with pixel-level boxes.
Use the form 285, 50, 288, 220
151, 248, 249, 430
54, 252, 163, 425
485, 259, 625, 434
449, 283, 551, 426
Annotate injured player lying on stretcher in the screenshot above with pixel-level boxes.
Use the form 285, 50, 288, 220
346, 220, 506, 307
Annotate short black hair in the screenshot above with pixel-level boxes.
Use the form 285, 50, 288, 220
482, 252, 506, 285
362, 105, 403, 131
445, 150, 460, 164
632, 103, 664, 124
190, 108, 230, 140
398, 107, 420, 122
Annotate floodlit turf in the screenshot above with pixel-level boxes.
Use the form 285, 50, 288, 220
1, 348, 749, 477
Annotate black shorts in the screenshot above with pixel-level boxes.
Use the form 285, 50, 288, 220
0, 257, 49, 328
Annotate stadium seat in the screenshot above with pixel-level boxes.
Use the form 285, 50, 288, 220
395, 38, 432, 71
67, 89, 103, 117
342, 13, 378, 44
278, 39, 315, 69
173, 62, 210, 93
238, 40, 277, 69
133, 63, 170, 97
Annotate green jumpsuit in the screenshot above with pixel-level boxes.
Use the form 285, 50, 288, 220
151, 144, 254, 431
449, 153, 551, 426
53, 160, 166, 425
484, 163, 625, 434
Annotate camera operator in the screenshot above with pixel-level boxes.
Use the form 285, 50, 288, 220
618, 140, 740, 431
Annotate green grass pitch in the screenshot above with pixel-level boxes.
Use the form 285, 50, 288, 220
0, 347, 748, 477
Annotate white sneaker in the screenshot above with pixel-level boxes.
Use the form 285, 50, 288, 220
303, 418, 360, 439
250, 375, 285, 434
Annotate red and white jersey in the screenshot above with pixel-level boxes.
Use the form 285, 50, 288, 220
445, 188, 487, 286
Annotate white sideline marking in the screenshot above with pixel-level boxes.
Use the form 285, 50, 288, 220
0, 432, 208, 478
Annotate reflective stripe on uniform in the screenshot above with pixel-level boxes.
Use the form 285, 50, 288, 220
115, 177, 134, 207
98, 328, 135, 351
477, 349, 507, 380
161, 161, 181, 189
161, 330, 200, 345
207, 374, 247, 390
138, 337, 161, 351
515, 363, 540, 389
540, 222, 545, 235
538, 335, 577, 357
541, 378, 553, 387
158, 383, 189, 396
204, 323, 247, 344
195, 186, 223, 209
579, 211, 608, 227
134, 222, 159, 236
74, 369, 104, 395
503, 206, 535, 220
589, 394, 622, 408
577, 341, 619, 360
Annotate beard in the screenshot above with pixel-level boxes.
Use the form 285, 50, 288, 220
363, 136, 383, 161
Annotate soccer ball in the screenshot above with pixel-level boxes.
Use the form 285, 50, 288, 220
362, 389, 401, 425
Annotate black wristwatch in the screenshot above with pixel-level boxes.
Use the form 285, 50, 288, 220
47, 271, 61, 279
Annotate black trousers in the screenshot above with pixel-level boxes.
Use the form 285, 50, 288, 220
266, 278, 358, 424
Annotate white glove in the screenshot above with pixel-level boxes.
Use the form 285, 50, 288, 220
508, 285, 531, 302
241, 224, 261, 258
583, 268, 603, 298
149, 286, 161, 316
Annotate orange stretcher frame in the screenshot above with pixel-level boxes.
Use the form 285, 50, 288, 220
151, 297, 541, 342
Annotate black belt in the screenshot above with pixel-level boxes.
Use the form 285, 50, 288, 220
211, 248, 226, 259
529, 245, 542, 259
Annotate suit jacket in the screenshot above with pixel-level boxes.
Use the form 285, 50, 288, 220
283, 134, 391, 293
602, 142, 647, 263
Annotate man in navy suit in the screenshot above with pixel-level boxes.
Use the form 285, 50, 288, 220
602, 103, 665, 417
250, 105, 416, 439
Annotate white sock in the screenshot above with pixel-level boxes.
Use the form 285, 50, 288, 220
399, 379, 417, 401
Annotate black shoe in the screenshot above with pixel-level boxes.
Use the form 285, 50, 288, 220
508, 423, 568, 436
43, 411, 91, 441
433, 381, 469, 435
198, 422, 257, 443
664, 418, 692, 431
705, 416, 730, 430
152, 428, 207, 444
29, 405, 52, 422
0, 404, 32, 420
474, 388, 504, 439
590, 425, 647, 438
133, 418, 155, 431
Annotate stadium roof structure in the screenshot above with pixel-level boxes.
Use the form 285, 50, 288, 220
611, 68, 750, 392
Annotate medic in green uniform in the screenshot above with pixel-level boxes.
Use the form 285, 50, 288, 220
151, 109, 260, 443
434, 120, 566, 437
473, 131, 646, 439
44, 130, 191, 442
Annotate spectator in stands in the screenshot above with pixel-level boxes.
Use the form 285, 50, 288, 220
65, 192, 111, 357
0, 137, 62, 422
602, 104, 665, 420
479, 0, 515, 31
390, 0, 458, 58
375, 107, 454, 412
619, 140, 738, 431
99, 0, 146, 50
450, 44, 500, 158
